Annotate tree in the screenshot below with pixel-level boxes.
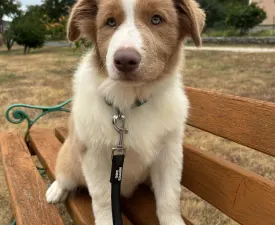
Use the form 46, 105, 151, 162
197, 0, 248, 29
42, 0, 75, 21
0, 0, 21, 33
226, 3, 267, 35
13, 7, 46, 54
2, 26, 15, 50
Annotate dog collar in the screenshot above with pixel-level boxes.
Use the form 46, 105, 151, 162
105, 98, 148, 109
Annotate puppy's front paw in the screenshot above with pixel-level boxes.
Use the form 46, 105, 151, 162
46, 181, 69, 203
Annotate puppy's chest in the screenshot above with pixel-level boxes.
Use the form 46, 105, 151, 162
75, 104, 174, 160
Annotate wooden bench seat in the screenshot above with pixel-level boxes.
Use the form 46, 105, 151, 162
1, 87, 275, 225
0, 131, 64, 225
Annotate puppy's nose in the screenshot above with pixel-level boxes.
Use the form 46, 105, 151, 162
114, 49, 141, 73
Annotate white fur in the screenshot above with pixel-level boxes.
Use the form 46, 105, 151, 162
46, 181, 69, 203
47, 0, 189, 224
106, 0, 143, 80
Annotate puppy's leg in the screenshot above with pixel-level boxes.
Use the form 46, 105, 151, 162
82, 151, 113, 225
150, 130, 186, 225
46, 116, 86, 203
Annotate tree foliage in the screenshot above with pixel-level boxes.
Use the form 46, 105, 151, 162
226, 3, 267, 35
13, 6, 47, 54
197, 0, 249, 29
0, 0, 21, 34
42, 0, 75, 21
0, 0, 21, 18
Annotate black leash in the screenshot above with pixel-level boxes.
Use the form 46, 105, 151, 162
110, 154, 125, 225
107, 99, 147, 225
110, 109, 128, 225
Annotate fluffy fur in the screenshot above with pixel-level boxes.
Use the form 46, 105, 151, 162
46, 0, 205, 224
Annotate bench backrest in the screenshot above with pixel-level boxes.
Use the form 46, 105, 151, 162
182, 87, 275, 225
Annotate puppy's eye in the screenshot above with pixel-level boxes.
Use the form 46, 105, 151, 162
106, 17, 116, 27
151, 15, 162, 25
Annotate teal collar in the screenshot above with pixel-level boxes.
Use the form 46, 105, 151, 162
105, 98, 147, 109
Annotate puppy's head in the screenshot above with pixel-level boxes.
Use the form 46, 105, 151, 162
68, 0, 205, 83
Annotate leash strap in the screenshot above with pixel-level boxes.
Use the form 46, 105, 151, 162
110, 154, 125, 225
110, 108, 127, 225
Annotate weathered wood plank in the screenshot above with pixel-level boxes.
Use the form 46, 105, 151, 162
185, 87, 275, 157
29, 128, 132, 225
55, 127, 67, 143
122, 185, 193, 225
55, 127, 194, 225
183, 144, 275, 225
0, 131, 64, 225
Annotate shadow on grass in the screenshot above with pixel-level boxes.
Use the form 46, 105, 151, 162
0, 45, 83, 57
0, 73, 26, 83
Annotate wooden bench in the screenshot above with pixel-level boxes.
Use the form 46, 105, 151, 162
1, 87, 275, 225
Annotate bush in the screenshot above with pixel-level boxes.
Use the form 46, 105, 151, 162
13, 9, 46, 54
226, 3, 267, 35
74, 38, 92, 52
45, 16, 68, 40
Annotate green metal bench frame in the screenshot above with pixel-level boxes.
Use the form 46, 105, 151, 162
5, 99, 72, 142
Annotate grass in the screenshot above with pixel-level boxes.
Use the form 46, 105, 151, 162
0, 45, 275, 225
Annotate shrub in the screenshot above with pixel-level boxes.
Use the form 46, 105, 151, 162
13, 10, 46, 54
226, 3, 267, 35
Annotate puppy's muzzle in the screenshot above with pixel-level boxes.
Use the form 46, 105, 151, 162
114, 48, 141, 74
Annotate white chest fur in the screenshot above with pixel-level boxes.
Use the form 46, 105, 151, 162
71, 53, 189, 195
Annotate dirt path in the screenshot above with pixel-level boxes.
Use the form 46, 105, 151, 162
185, 46, 275, 53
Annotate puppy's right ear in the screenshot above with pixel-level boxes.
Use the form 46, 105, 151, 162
67, 0, 98, 42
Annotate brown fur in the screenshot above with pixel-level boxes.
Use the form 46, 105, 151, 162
55, 115, 86, 187
96, 0, 125, 72
173, 0, 206, 46
67, 0, 205, 82
135, 0, 182, 81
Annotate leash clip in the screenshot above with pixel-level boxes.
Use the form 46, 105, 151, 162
112, 109, 128, 158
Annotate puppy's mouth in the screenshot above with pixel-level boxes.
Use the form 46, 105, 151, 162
110, 69, 142, 82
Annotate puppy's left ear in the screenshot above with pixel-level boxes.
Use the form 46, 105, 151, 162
67, 0, 98, 42
174, 0, 206, 46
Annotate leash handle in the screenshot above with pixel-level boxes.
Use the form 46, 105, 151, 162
110, 154, 125, 225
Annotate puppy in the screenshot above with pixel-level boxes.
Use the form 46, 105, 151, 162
46, 0, 205, 224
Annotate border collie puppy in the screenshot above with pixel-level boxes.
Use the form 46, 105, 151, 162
46, 0, 205, 224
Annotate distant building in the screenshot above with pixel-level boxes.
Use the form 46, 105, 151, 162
250, 0, 275, 26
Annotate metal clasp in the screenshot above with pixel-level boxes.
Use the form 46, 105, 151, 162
112, 109, 128, 157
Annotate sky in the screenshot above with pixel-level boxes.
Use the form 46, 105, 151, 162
21, 0, 42, 8
3, 0, 42, 20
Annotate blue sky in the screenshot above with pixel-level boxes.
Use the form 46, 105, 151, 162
4, 0, 42, 20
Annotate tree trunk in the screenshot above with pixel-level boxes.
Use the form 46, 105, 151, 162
27, 47, 31, 54
0, 16, 3, 34
24, 45, 27, 54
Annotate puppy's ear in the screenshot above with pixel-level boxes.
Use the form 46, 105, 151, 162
174, 0, 206, 46
67, 0, 98, 42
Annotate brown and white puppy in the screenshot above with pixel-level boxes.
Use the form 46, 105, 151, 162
46, 0, 205, 224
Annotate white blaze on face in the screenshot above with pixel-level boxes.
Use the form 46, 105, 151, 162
106, 0, 143, 79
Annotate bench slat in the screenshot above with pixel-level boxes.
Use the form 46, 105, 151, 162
183, 144, 275, 225
55, 127, 194, 224
29, 128, 132, 225
122, 185, 193, 225
185, 87, 275, 157
0, 131, 64, 225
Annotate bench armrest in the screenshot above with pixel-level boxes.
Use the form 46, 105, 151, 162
5, 98, 72, 142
